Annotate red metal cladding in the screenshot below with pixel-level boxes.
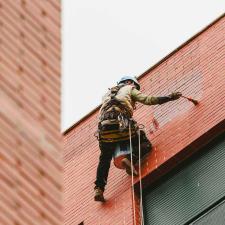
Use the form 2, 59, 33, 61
64, 16, 225, 225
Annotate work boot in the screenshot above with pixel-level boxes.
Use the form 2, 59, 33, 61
121, 158, 138, 176
94, 187, 105, 202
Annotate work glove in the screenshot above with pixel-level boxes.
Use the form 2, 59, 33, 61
168, 92, 182, 100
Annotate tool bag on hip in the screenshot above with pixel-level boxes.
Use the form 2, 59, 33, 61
98, 119, 138, 143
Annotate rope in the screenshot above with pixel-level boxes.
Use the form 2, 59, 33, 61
138, 129, 144, 225
129, 123, 146, 225
129, 122, 137, 225
129, 123, 145, 225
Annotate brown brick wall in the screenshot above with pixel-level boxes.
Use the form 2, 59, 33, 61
64, 16, 225, 225
0, 0, 62, 225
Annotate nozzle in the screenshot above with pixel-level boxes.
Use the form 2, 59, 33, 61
181, 96, 199, 106
190, 99, 199, 106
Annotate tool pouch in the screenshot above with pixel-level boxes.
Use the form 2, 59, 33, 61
97, 119, 138, 143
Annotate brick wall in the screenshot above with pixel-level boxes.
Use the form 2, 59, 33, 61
0, 1, 62, 225
64, 15, 225, 225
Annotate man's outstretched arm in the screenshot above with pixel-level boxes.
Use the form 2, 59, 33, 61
131, 88, 182, 105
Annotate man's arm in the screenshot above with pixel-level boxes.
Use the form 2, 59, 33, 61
131, 88, 182, 105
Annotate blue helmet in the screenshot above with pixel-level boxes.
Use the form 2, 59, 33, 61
117, 76, 140, 90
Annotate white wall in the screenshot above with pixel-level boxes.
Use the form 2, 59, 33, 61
61, 0, 225, 131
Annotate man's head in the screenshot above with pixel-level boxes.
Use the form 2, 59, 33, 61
117, 76, 140, 90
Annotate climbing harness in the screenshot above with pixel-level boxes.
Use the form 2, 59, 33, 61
99, 84, 129, 122
96, 118, 138, 143
95, 84, 138, 143
129, 123, 145, 225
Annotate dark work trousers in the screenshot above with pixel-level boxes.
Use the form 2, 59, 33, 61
94, 130, 152, 191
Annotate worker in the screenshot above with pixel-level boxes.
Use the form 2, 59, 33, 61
94, 76, 182, 202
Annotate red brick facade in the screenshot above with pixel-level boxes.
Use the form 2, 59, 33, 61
0, 1, 62, 225
64, 16, 225, 225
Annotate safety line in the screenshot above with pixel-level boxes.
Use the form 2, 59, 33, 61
138, 128, 144, 225
129, 122, 137, 225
